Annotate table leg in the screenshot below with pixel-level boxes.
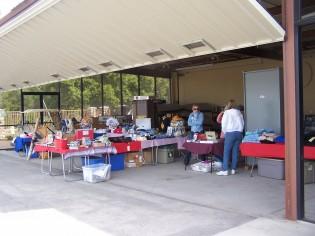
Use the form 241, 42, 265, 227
40, 151, 48, 174
49, 152, 52, 175
155, 146, 159, 165
61, 154, 66, 180
250, 158, 256, 177
151, 147, 154, 165
210, 155, 213, 174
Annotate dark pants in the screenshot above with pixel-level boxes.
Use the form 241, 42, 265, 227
222, 131, 243, 171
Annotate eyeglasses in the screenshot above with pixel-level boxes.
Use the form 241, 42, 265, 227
193, 108, 199, 111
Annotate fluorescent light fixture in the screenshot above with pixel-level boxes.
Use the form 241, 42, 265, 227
145, 48, 173, 60
182, 39, 216, 54
99, 61, 121, 68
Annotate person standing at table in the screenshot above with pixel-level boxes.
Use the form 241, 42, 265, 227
184, 104, 204, 169
216, 100, 234, 139
188, 104, 204, 139
216, 101, 244, 176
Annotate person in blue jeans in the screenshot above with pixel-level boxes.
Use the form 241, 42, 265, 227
216, 102, 244, 176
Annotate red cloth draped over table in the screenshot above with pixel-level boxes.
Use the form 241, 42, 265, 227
182, 140, 224, 157
34, 145, 117, 159
240, 143, 315, 160
111, 141, 141, 153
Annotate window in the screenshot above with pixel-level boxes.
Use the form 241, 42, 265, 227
156, 77, 170, 103
60, 79, 81, 120
83, 75, 102, 117
0, 90, 21, 126
140, 76, 154, 96
122, 74, 138, 115
103, 73, 121, 116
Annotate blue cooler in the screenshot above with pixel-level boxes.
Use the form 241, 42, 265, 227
109, 154, 125, 171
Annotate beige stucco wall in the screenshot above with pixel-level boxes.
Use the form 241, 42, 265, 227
175, 56, 315, 114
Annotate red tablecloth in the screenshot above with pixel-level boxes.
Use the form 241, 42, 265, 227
34, 144, 117, 159
34, 141, 141, 155
112, 141, 141, 153
240, 143, 315, 160
183, 140, 224, 156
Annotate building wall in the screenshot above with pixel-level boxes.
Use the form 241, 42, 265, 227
302, 53, 315, 115
176, 56, 315, 114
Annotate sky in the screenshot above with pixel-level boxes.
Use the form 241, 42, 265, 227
0, 0, 24, 18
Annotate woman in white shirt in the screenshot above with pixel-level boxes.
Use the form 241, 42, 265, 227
216, 102, 244, 176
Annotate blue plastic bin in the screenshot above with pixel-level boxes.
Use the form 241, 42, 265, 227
109, 154, 125, 171
81, 154, 125, 171
81, 156, 104, 166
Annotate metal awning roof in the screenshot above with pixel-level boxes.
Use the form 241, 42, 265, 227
0, 0, 285, 91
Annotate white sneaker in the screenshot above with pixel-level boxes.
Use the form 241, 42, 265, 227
231, 169, 236, 175
216, 170, 228, 176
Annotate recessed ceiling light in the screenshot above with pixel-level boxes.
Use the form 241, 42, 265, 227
78, 66, 98, 73
79, 66, 91, 72
50, 74, 61, 78
99, 61, 121, 68
146, 48, 173, 59
182, 39, 216, 52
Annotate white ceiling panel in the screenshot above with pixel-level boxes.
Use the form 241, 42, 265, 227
0, 0, 285, 91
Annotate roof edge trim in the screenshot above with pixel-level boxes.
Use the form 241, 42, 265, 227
0, 0, 61, 38
248, 0, 285, 40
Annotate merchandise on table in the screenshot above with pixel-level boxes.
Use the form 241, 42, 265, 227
242, 129, 276, 143
169, 115, 186, 137
75, 129, 94, 140
54, 138, 68, 149
69, 141, 80, 150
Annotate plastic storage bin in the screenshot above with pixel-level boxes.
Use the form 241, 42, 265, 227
81, 156, 104, 166
82, 163, 111, 183
257, 158, 284, 180
110, 154, 125, 171
304, 161, 315, 184
157, 145, 175, 164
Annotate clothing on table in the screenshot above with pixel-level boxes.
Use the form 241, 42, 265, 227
221, 108, 244, 133
188, 111, 204, 133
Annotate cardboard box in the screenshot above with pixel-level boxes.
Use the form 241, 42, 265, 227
125, 152, 143, 167
142, 149, 155, 165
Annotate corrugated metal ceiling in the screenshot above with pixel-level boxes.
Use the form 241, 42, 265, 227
0, 0, 285, 91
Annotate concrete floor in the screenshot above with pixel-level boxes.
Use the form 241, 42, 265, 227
0, 150, 315, 236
